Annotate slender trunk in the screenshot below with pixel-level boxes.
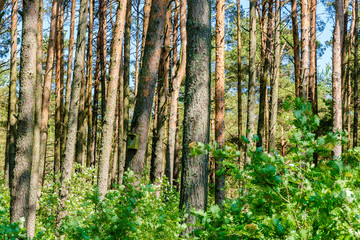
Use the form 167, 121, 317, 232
300, 0, 310, 99
179, 0, 211, 227
124, 0, 170, 180
309, 0, 317, 112
117, 48, 125, 184
215, 0, 226, 205
100, 0, 107, 121
269, 0, 280, 152
110, 93, 120, 186
245, 0, 257, 161
173, 109, 181, 189
332, 0, 344, 158
56, 0, 89, 228
5, 0, 18, 186
353, 0, 359, 147
150, 6, 171, 185
166, 0, 186, 187
39, 0, 58, 190
280, 123, 285, 156
237, 0, 242, 159
10, 0, 38, 223
86, 0, 94, 167
139, 0, 152, 89
291, 0, 300, 97
26, 0, 43, 236
134, 0, 141, 94
98, 0, 127, 198
62, 0, 76, 160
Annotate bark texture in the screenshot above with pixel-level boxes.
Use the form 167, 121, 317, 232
300, 0, 310, 99
291, 0, 300, 97
353, 0, 359, 147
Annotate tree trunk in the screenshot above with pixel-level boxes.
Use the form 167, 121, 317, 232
117, 49, 125, 184
300, 0, 310, 99
100, 0, 107, 121
215, 0, 226, 205
134, 0, 141, 94
26, 0, 43, 236
291, 0, 300, 97
5, 0, 18, 186
237, 0, 242, 160
332, 0, 344, 158
56, 0, 89, 229
124, 0, 170, 180
179, 0, 211, 227
245, 0, 257, 161
150, 7, 171, 185
353, 0, 359, 147
309, 0, 317, 113
98, 0, 127, 199
166, 0, 186, 187
139, 0, 152, 86
10, 0, 38, 223
269, 0, 280, 152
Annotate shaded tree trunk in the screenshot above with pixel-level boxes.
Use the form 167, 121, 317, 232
353, 0, 359, 147
332, 0, 344, 158
117, 50, 125, 184
124, 0, 170, 180
309, 0, 317, 113
56, 0, 89, 228
100, 0, 107, 121
98, 0, 127, 198
10, 0, 38, 223
134, 0, 141, 93
291, 0, 300, 97
237, 0, 242, 160
179, 0, 211, 227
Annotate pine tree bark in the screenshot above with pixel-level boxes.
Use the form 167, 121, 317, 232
56, 0, 89, 228
269, 0, 280, 152
245, 0, 257, 161
98, 0, 127, 198
117, 50, 125, 184
99, 0, 107, 121
5, 0, 18, 186
150, 7, 171, 185
10, 0, 38, 223
291, 0, 300, 97
309, 0, 317, 113
237, 0, 242, 159
134, 0, 141, 92
139, 0, 152, 88
353, 0, 359, 147
179, 0, 211, 227
215, 0, 226, 205
124, 0, 170, 180
166, 0, 186, 187
300, 0, 310, 99
332, 0, 344, 158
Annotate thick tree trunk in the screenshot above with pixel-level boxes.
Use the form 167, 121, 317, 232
309, 0, 317, 113
237, 0, 242, 160
5, 0, 17, 186
56, 0, 89, 229
179, 0, 211, 227
166, 0, 186, 187
10, 0, 38, 223
98, 0, 127, 199
300, 0, 310, 99
291, 0, 300, 97
39, 0, 58, 189
150, 7, 171, 185
269, 0, 280, 152
26, 1, 43, 236
124, 0, 170, 180
245, 0, 257, 161
139, 0, 152, 86
353, 0, 359, 147
332, 0, 344, 158
215, 0, 225, 205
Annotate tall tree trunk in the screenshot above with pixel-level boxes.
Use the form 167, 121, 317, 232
55, 0, 64, 176
139, 0, 152, 88
237, 0, 242, 159
166, 0, 186, 187
86, 0, 94, 167
332, 0, 344, 158
98, 0, 127, 199
291, 0, 300, 97
245, 0, 257, 161
353, 0, 359, 147
10, 0, 38, 223
150, 7, 171, 185
179, 0, 211, 227
5, 0, 18, 186
309, 0, 317, 113
269, 0, 280, 152
39, 0, 58, 190
62, 0, 76, 159
124, 0, 170, 180
100, 0, 107, 121
300, 0, 310, 99
26, 0, 43, 236
173, 109, 181, 189
215, 0, 225, 205
117, 48, 125, 184
56, 0, 89, 228
134, 0, 141, 93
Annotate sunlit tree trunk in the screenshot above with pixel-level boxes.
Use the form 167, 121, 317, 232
300, 0, 310, 99
100, 0, 107, 121
179, 0, 211, 228
10, 0, 38, 223
309, 0, 317, 113
56, 0, 89, 229
353, 0, 359, 147
291, 0, 300, 97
